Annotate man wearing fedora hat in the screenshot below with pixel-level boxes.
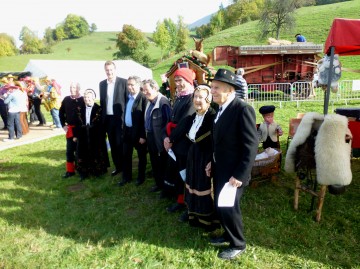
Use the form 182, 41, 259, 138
206, 68, 258, 260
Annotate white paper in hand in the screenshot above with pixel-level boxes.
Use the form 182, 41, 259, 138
179, 169, 186, 182
167, 149, 176, 161
218, 182, 237, 207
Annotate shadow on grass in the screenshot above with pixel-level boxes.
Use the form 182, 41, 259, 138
0, 150, 207, 253
0, 147, 359, 267
244, 168, 360, 268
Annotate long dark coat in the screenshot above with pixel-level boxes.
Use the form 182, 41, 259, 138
73, 103, 110, 177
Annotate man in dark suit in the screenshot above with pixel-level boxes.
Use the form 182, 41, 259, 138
118, 76, 148, 186
99, 61, 128, 176
206, 68, 258, 260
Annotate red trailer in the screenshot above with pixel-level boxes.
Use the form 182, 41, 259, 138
212, 44, 323, 84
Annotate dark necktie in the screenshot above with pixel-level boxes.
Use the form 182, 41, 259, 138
215, 106, 223, 123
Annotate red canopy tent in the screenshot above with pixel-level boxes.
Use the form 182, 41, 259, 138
324, 18, 360, 56
323, 18, 360, 114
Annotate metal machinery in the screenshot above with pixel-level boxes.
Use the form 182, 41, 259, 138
212, 44, 323, 83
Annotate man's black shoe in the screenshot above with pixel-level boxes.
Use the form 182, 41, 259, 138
118, 179, 130, 186
111, 170, 120, 176
149, 185, 161, 192
218, 247, 246, 260
1, 127, 7, 130
210, 236, 230, 246
167, 203, 185, 213
62, 172, 75, 178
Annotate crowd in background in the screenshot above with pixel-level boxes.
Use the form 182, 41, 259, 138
0, 73, 64, 142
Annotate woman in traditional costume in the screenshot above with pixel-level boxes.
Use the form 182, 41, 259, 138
169, 84, 218, 230
72, 89, 109, 180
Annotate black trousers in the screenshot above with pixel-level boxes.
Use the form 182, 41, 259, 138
163, 153, 186, 199
122, 127, 147, 182
66, 137, 77, 163
105, 115, 123, 171
146, 132, 167, 188
214, 182, 246, 249
0, 99, 7, 128
32, 98, 46, 124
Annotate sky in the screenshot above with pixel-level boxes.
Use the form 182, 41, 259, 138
1, 0, 228, 46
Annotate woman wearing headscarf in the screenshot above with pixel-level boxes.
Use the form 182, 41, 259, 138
169, 84, 219, 229
72, 89, 109, 180
163, 68, 196, 212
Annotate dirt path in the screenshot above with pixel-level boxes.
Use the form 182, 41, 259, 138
0, 121, 65, 151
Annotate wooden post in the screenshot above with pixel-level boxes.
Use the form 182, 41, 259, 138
315, 185, 327, 222
294, 176, 301, 210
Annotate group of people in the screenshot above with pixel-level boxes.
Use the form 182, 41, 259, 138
0, 73, 65, 142
59, 60, 259, 260
1, 61, 283, 260
0, 74, 28, 141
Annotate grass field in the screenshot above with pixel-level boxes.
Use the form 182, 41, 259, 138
1, 1, 360, 268
0, 101, 359, 268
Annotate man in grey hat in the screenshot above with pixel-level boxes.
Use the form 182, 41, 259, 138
206, 68, 258, 260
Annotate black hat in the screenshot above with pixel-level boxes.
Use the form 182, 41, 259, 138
259, 105, 275, 115
211, 68, 240, 91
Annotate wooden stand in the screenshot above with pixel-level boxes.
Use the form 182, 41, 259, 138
294, 176, 327, 222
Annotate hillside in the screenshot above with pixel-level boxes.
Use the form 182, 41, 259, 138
188, 13, 213, 29
152, 1, 360, 82
0, 1, 360, 83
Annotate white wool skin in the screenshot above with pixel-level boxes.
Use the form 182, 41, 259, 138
285, 112, 324, 173
315, 114, 352, 186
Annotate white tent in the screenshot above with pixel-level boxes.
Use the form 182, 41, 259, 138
23, 60, 153, 98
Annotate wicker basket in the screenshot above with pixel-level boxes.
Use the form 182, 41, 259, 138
251, 150, 282, 177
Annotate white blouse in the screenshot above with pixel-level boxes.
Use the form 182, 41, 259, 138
86, 106, 93, 125
188, 110, 207, 140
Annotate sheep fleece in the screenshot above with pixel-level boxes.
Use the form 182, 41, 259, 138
315, 114, 352, 186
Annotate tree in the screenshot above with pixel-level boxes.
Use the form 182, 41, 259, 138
209, 8, 225, 35
43, 27, 56, 46
90, 23, 97, 33
153, 21, 171, 60
19, 26, 45, 54
114, 24, 150, 66
175, 16, 189, 53
258, 0, 298, 40
63, 14, 89, 39
163, 18, 177, 52
195, 24, 212, 39
54, 25, 67, 41
0, 33, 17, 56
225, 0, 263, 27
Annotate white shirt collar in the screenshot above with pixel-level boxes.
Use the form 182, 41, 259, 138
107, 78, 115, 84
219, 92, 236, 112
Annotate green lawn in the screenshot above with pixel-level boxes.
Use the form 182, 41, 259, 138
0, 101, 359, 268
1, 1, 360, 267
